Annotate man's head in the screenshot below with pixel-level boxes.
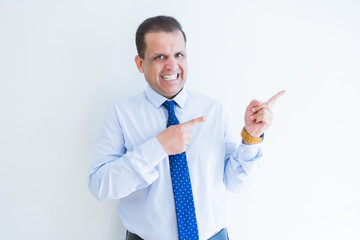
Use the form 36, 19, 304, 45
135, 16, 188, 99
135, 16, 187, 59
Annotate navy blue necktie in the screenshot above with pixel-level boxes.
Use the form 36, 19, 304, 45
162, 100, 199, 240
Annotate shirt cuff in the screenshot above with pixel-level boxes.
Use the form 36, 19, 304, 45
231, 143, 263, 174
238, 143, 262, 160
138, 136, 168, 169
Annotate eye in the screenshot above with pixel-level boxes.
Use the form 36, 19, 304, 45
175, 52, 184, 58
155, 55, 165, 60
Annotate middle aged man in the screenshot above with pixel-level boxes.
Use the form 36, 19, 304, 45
88, 15, 285, 240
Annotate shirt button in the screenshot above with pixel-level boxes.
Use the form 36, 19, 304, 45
240, 148, 245, 153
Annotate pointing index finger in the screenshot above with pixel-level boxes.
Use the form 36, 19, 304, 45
182, 116, 206, 129
267, 90, 286, 107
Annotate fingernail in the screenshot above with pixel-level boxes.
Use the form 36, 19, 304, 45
250, 115, 254, 119
252, 107, 256, 112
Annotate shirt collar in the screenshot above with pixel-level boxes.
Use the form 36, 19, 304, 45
145, 85, 188, 109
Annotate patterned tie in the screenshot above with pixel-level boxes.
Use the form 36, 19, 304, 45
162, 100, 199, 240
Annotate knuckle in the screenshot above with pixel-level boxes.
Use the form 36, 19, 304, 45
181, 134, 187, 141
178, 125, 185, 132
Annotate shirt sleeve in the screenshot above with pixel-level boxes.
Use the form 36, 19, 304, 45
87, 105, 168, 201
221, 105, 263, 193
224, 143, 263, 193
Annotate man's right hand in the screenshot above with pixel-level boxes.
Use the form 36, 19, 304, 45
157, 116, 206, 155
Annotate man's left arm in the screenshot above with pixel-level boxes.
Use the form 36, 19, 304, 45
223, 90, 286, 192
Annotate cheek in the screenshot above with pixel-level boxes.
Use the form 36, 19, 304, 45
179, 60, 187, 71
143, 64, 158, 78
180, 64, 187, 76
148, 64, 162, 76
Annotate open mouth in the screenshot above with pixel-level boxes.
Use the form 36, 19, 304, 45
161, 73, 179, 81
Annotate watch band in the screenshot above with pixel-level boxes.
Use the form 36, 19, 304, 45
241, 127, 264, 144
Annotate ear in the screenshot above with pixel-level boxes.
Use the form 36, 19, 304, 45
135, 55, 144, 73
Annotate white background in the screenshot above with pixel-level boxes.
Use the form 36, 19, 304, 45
1, 0, 359, 239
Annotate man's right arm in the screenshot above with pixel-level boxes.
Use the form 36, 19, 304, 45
87, 105, 167, 201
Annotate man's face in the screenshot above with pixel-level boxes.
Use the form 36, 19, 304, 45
135, 30, 187, 99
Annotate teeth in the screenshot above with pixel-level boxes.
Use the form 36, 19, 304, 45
161, 74, 178, 81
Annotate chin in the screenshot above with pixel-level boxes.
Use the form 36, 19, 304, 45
162, 88, 182, 99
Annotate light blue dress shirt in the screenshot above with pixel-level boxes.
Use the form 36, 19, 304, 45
88, 86, 263, 240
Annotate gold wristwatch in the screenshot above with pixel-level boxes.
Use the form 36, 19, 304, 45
241, 127, 264, 144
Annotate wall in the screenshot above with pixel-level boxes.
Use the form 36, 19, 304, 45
1, 0, 359, 239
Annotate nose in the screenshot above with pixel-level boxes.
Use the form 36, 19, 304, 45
164, 56, 177, 70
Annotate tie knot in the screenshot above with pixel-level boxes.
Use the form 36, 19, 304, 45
162, 100, 179, 126
162, 100, 176, 112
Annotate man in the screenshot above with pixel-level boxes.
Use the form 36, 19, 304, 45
88, 16, 285, 240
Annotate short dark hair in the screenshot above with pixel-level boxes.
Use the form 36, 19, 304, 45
135, 15, 187, 59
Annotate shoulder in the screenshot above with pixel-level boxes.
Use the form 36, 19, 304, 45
186, 90, 224, 110
101, 91, 147, 121
111, 91, 146, 111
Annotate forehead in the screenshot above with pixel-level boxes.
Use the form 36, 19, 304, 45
144, 30, 186, 56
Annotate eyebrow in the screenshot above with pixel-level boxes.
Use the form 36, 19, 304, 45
148, 49, 186, 60
152, 50, 186, 56
152, 53, 166, 56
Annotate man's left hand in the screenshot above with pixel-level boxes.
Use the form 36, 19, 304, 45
244, 90, 286, 137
